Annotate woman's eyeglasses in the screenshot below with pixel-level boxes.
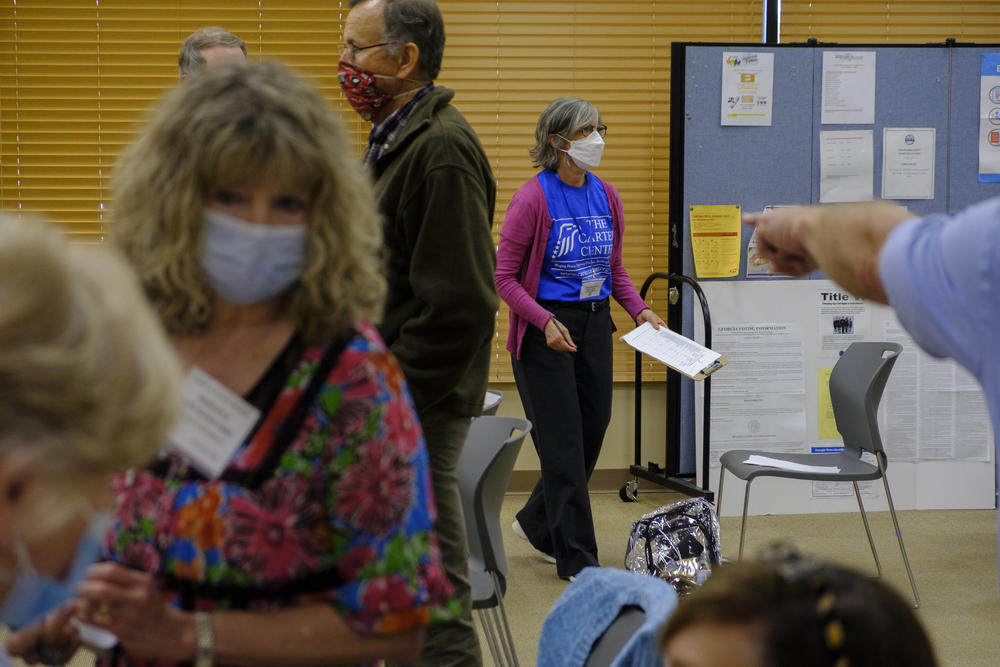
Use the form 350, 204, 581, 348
580, 124, 608, 139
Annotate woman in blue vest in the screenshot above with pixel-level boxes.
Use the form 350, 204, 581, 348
495, 97, 665, 581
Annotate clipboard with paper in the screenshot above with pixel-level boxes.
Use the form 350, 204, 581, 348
621, 322, 727, 380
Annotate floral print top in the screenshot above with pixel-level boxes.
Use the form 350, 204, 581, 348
103, 322, 456, 665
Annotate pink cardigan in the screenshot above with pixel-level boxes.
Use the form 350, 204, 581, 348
495, 173, 650, 359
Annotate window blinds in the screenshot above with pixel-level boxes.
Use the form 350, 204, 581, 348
781, 0, 1000, 43
1, 1, 764, 383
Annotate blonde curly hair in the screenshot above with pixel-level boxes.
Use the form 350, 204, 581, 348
112, 61, 386, 344
0, 216, 180, 506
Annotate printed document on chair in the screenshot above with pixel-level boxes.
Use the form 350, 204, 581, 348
743, 454, 840, 474
621, 322, 727, 380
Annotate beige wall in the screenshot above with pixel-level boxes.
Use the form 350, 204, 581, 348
487, 382, 669, 475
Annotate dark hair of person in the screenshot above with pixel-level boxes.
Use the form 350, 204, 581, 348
660, 548, 938, 667
349, 0, 445, 80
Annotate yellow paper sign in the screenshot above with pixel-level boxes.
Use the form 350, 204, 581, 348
689, 204, 741, 277
817, 367, 840, 440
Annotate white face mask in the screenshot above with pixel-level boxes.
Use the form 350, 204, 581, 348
558, 130, 605, 171
200, 209, 307, 305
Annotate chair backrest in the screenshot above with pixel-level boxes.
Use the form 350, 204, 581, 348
583, 606, 646, 667
829, 341, 901, 458
538, 567, 678, 667
457, 415, 531, 578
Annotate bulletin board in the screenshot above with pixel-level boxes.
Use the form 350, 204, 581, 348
669, 42, 1000, 515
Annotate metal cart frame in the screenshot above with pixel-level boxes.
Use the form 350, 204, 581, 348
621, 272, 715, 503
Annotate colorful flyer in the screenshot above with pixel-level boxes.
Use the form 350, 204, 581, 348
689, 204, 741, 278
721, 52, 774, 127
746, 206, 793, 278
745, 228, 775, 277
980, 53, 1000, 183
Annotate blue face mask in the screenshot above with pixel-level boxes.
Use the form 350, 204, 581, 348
200, 208, 308, 305
0, 512, 111, 630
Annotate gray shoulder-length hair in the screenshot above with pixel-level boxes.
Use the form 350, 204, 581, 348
529, 97, 600, 171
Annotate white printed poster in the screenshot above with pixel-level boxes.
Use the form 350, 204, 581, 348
811, 448, 879, 499
881, 128, 935, 200
699, 280, 996, 513
709, 324, 806, 465
821, 51, 876, 125
820, 130, 874, 203
721, 51, 774, 127
881, 321, 992, 462
817, 288, 868, 359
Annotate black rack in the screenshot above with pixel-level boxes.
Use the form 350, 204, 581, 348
621, 272, 714, 503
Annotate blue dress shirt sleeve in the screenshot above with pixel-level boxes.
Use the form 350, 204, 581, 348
878, 198, 1000, 379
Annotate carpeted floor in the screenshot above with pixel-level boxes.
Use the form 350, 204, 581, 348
4, 488, 994, 666
489, 489, 1000, 666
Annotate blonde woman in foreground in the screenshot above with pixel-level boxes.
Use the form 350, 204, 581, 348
0, 217, 180, 666
74, 62, 453, 666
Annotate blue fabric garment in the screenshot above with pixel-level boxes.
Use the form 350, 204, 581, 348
536, 170, 614, 302
878, 196, 1000, 578
537, 566, 678, 667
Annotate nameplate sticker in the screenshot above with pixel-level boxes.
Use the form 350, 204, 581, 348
579, 278, 604, 300
165, 367, 260, 479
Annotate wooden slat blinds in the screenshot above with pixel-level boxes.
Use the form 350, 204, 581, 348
0, 1, 351, 241
0, 1, 766, 383
434, 1, 764, 381
781, 1, 1000, 43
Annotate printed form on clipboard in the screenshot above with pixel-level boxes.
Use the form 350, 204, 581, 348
621, 322, 728, 380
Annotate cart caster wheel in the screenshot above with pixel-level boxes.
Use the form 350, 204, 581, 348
620, 480, 639, 502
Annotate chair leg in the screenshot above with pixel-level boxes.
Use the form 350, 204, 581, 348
878, 458, 920, 608
491, 572, 521, 667
737, 478, 753, 560
476, 608, 504, 666
716, 467, 726, 517
477, 610, 493, 664
487, 608, 511, 667
853, 481, 882, 578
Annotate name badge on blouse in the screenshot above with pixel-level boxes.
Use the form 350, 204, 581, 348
580, 278, 604, 300
165, 367, 261, 479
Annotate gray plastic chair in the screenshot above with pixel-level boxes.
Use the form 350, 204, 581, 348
717, 341, 919, 607
583, 606, 646, 667
457, 415, 531, 667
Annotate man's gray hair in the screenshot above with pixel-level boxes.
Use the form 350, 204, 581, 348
530, 97, 601, 171
178, 26, 247, 77
350, 0, 445, 80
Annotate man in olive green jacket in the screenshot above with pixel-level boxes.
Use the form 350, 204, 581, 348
340, 1, 498, 665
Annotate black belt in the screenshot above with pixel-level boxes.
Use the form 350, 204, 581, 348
538, 297, 609, 312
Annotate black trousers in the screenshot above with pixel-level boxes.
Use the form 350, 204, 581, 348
511, 300, 613, 578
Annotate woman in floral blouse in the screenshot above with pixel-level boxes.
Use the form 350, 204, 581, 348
72, 62, 454, 666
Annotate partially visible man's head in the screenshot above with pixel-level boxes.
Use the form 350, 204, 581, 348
348, 0, 445, 80
178, 26, 247, 78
